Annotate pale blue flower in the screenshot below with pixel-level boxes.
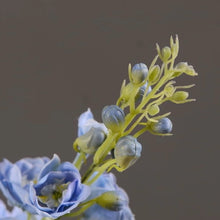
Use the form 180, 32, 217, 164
78, 108, 108, 137
0, 157, 49, 214
30, 154, 90, 218
82, 173, 135, 220
0, 155, 90, 219
0, 199, 41, 220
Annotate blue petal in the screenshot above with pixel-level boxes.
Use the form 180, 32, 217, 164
58, 162, 80, 179
7, 165, 22, 185
38, 154, 60, 180
78, 108, 94, 136
16, 157, 49, 181
0, 159, 13, 180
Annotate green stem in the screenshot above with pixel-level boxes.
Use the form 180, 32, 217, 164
73, 152, 86, 170
82, 164, 96, 183
84, 159, 116, 185
123, 112, 145, 136
134, 127, 149, 138
27, 213, 31, 220
64, 201, 96, 218
93, 132, 117, 165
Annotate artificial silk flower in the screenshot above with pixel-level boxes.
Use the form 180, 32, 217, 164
0, 154, 90, 218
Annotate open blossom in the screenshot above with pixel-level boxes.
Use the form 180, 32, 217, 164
0, 157, 49, 214
81, 173, 135, 220
0, 154, 90, 219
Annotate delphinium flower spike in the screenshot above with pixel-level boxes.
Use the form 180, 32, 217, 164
0, 36, 197, 220
76, 35, 197, 187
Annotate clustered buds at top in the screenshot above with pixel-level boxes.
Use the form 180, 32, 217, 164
101, 105, 125, 132
114, 135, 142, 170
96, 190, 128, 211
130, 63, 148, 84
76, 127, 106, 154
150, 117, 173, 134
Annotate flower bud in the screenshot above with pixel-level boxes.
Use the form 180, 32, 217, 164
114, 135, 142, 170
171, 91, 189, 102
161, 46, 171, 61
150, 117, 173, 134
175, 62, 188, 69
164, 84, 175, 97
77, 127, 106, 154
147, 65, 160, 84
96, 191, 128, 211
135, 82, 152, 102
130, 63, 148, 84
121, 82, 134, 101
101, 105, 125, 132
175, 62, 198, 76
148, 104, 160, 116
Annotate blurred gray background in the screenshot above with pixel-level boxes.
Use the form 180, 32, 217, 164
0, 0, 219, 219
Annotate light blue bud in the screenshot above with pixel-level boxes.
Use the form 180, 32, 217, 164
131, 63, 148, 84
101, 105, 125, 132
150, 117, 173, 134
77, 127, 106, 154
114, 135, 142, 169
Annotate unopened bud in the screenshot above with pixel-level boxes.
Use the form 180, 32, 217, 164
114, 135, 142, 170
102, 105, 125, 132
121, 82, 134, 101
175, 62, 198, 76
130, 63, 148, 84
147, 65, 160, 84
175, 62, 188, 69
150, 117, 173, 134
77, 127, 106, 154
164, 85, 175, 97
96, 191, 128, 211
161, 46, 171, 61
148, 104, 160, 116
171, 91, 189, 102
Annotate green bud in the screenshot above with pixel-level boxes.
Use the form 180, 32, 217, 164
121, 82, 134, 102
175, 62, 188, 69
114, 135, 142, 170
175, 62, 198, 76
161, 46, 171, 61
148, 104, 160, 116
102, 105, 125, 132
171, 91, 189, 102
147, 65, 161, 84
96, 191, 128, 211
164, 85, 175, 97
77, 127, 106, 154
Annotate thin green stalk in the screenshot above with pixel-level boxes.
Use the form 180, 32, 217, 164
74, 152, 86, 170
84, 159, 116, 185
